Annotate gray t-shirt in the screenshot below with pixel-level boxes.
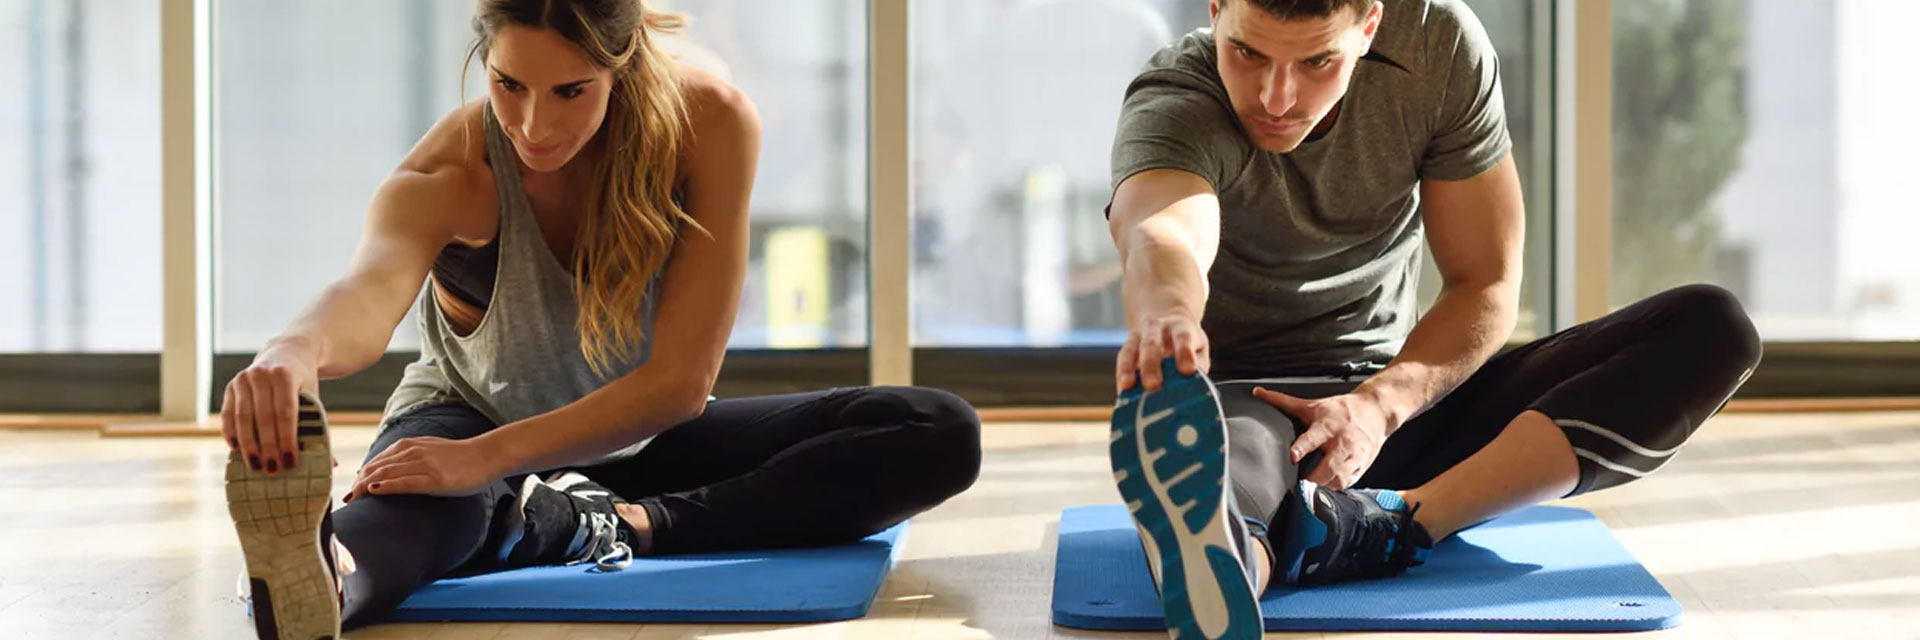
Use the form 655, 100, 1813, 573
1109, 0, 1510, 377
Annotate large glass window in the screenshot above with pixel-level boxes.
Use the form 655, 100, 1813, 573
910, 0, 1554, 349
0, 0, 162, 352
662, 0, 869, 349
213, 0, 867, 353
213, 1, 472, 352
1613, 0, 1920, 340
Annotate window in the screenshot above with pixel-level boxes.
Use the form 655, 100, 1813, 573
663, 0, 869, 349
213, 1, 473, 352
911, 0, 1553, 348
1612, 0, 1920, 340
213, 1, 869, 353
0, 0, 162, 352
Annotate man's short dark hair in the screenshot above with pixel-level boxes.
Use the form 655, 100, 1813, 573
1226, 0, 1373, 23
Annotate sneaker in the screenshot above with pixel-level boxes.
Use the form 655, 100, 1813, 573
227, 392, 341, 640
1111, 357, 1264, 640
497, 471, 638, 571
1274, 479, 1434, 587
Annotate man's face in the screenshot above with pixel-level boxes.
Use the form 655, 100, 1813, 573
1210, 0, 1382, 152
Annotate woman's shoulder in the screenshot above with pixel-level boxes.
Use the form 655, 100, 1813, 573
399, 100, 493, 179
383, 100, 496, 237
675, 63, 760, 143
673, 63, 762, 176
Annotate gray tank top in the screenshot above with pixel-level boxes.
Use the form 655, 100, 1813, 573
382, 102, 663, 464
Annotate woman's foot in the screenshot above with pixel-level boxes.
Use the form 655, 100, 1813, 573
497, 471, 640, 571
227, 392, 341, 640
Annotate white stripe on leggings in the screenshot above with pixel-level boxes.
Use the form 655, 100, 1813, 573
1572, 447, 1652, 478
1555, 418, 1685, 459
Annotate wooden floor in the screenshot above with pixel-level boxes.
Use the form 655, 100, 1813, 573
1, 411, 1917, 639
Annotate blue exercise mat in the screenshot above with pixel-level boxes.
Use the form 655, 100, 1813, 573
388, 522, 906, 623
1052, 505, 1682, 632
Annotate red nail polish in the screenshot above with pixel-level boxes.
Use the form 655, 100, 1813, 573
283, 453, 296, 469
248, 455, 260, 470
370, 482, 381, 490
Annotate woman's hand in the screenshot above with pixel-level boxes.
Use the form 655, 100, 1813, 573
222, 342, 321, 476
344, 436, 510, 502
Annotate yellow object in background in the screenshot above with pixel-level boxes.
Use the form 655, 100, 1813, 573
765, 226, 830, 348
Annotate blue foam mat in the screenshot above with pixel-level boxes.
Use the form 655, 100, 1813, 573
1052, 505, 1682, 632
389, 522, 906, 623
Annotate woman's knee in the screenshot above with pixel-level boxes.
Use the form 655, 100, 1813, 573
852, 386, 984, 498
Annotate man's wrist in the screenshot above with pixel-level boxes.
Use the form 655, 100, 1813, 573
1353, 374, 1422, 433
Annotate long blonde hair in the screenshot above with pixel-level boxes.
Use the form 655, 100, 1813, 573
466, 0, 699, 378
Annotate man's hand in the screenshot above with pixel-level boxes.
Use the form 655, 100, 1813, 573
1118, 309, 1210, 392
1253, 388, 1401, 490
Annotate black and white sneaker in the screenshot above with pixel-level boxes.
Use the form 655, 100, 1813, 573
227, 392, 340, 640
497, 471, 638, 571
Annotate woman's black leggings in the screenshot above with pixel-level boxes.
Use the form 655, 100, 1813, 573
1218, 284, 1764, 535
331, 386, 983, 629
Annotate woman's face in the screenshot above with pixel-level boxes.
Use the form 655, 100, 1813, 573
485, 25, 618, 173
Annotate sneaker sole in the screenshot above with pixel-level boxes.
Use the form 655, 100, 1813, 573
227, 393, 339, 640
1111, 367, 1262, 640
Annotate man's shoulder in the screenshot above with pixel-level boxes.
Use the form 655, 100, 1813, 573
1129, 28, 1230, 102
1370, 0, 1491, 76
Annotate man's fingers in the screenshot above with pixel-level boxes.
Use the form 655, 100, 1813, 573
1253, 387, 1311, 415
1290, 423, 1332, 463
1172, 328, 1200, 376
1137, 331, 1170, 390
1304, 457, 1336, 487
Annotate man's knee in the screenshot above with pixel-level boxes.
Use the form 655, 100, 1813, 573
1652, 283, 1763, 376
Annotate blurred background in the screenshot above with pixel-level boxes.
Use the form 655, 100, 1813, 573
3, 0, 1917, 411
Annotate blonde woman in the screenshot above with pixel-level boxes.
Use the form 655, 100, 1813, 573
220, 2, 982, 637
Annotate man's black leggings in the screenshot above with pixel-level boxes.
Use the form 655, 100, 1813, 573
1218, 284, 1763, 536
330, 386, 983, 629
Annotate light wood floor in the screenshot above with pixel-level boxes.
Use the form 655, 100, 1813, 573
2, 411, 1916, 639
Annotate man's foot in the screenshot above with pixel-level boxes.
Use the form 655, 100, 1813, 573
1111, 358, 1264, 640
227, 393, 341, 640
497, 471, 639, 571
1274, 479, 1434, 587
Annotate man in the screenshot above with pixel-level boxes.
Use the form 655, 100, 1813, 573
1103, 1, 1761, 637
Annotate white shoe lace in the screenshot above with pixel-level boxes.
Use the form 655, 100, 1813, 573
565, 511, 634, 572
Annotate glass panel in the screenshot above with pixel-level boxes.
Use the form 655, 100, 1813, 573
1612, 0, 1920, 340
912, 0, 1553, 347
214, 0, 868, 352
0, 0, 162, 352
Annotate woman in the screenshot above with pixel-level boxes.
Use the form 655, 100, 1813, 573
221, 2, 983, 637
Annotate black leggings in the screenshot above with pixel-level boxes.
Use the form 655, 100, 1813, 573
331, 386, 983, 629
1219, 284, 1764, 533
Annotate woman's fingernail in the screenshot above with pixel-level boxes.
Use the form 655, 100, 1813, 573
283, 453, 296, 469
370, 482, 382, 490
227, 436, 238, 448
248, 455, 260, 470
266, 459, 279, 474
